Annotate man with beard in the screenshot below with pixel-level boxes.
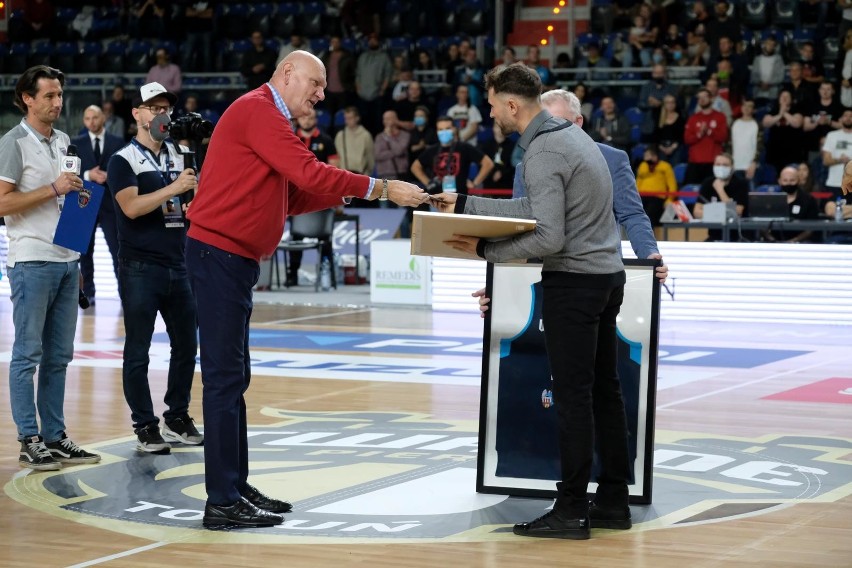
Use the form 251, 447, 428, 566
684, 88, 728, 184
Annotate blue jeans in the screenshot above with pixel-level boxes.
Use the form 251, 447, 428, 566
186, 237, 258, 505
118, 258, 198, 430
7, 260, 79, 442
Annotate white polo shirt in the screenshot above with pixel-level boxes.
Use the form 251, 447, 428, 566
822, 128, 852, 188
0, 119, 79, 267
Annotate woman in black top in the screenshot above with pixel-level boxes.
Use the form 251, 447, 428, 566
652, 94, 685, 165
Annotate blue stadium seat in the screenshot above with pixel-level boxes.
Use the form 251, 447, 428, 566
630, 143, 646, 163
79, 41, 102, 74
341, 38, 358, 53
679, 184, 701, 205
126, 40, 152, 73
624, 106, 643, 127
387, 37, 411, 56
415, 36, 442, 53
311, 37, 330, 55
8, 42, 30, 74
438, 0, 458, 35
756, 184, 780, 193
630, 125, 641, 144
200, 109, 221, 125
458, 0, 486, 35
824, 37, 840, 63
674, 163, 687, 185
741, 0, 768, 29
757, 164, 777, 185
771, 0, 797, 28
316, 110, 331, 131
28, 40, 52, 67
249, 3, 275, 36
219, 3, 251, 40
382, 0, 406, 36
334, 109, 346, 128
299, 1, 325, 37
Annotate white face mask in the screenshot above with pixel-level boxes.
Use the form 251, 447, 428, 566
713, 165, 732, 180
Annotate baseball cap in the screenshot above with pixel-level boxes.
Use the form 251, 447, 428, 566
132, 82, 178, 107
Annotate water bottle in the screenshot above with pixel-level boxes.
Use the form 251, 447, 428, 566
836, 198, 846, 223
320, 257, 332, 291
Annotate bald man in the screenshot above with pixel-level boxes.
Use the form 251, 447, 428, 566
72, 105, 122, 304
186, 51, 428, 529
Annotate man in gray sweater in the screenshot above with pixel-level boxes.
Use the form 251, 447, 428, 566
434, 63, 631, 540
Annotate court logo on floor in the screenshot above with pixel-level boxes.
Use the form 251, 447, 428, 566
5, 411, 852, 543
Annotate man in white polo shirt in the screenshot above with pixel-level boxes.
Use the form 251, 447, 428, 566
0, 66, 101, 470
822, 109, 852, 220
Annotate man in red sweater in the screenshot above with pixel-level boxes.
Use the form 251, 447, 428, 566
186, 51, 427, 530
683, 88, 729, 185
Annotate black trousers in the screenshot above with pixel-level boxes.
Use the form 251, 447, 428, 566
541, 270, 630, 515
80, 206, 119, 299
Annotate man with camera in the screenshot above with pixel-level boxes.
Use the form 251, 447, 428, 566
107, 82, 202, 454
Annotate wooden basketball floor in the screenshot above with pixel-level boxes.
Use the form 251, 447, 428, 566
0, 296, 850, 567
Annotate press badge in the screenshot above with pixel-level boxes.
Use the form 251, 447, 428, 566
442, 175, 457, 193
162, 196, 184, 228
792, 204, 801, 215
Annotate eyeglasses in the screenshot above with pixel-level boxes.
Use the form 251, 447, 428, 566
140, 104, 173, 115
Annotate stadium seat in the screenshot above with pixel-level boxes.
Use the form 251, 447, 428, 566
741, 0, 768, 29
248, 3, 275, 36
755, 184, 780, 193
8, 42, 30, 75
334, 109, 346, 128
219, 3, 251, 40
679, 184, 700, 205
631, 143, 646, 163
27, 40, 53, 68
299, 2, 325, 37
756, 164, 777, 185
625, 107, 644, 127
382, 0, 406, 37
273, 3, 299, 38
78, 41, 103, 74
824, 36, 840, 63
52, 42, 78, 74
771, 0, 797, 28
438, 0, 458, 35
674, 163, 687, 185
223, 40, 252, 72
126, 40, 152, 73
311, 37, 330, 55
630, 125, 641, 144
316, 110, 331, 131
387, 37, 411, 57
8, 10, 27, 42
458, 0, 487, 36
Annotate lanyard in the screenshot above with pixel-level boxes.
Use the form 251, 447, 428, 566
20, 119, 61, 166
131, 138, 173, 186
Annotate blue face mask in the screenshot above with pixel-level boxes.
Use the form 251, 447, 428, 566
437, 129, 454, 145
652, 53, 664, 64
414, 116, 427, 127
672, 51, 682, 61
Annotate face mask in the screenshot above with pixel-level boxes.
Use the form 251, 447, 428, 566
717, 70, 730, 81
713, 165, 732, 180
652, 54, 664, 64
672, 51, 682, 61
780, 184, 798, 194
414, 116, 427, 127
149, 113, 171, 142
437, 129, 454, 145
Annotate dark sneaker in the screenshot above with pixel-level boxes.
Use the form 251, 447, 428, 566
19, 435, 61, 471
203, 497, 284, 530
45, 433, 101, 464
243, 483, 292, 513
513, 509, 591, 540
135, 423, 171, 454
589, 502, 632, 530
162, 415, 204, 445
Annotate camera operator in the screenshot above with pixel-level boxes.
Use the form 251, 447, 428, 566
106, 82, 202, 454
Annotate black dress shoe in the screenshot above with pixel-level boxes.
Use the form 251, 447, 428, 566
513, 510, 590, 540
243, 483, 292, 513
589, 502, 632, 530
203, 497, 284, 529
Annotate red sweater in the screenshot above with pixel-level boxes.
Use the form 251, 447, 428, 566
187, 85, 371, 261
684, 109, 728, 165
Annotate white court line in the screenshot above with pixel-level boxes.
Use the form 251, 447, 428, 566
658, 355, 848, 409
257, 307, 374, 325
65, 542, 168, 568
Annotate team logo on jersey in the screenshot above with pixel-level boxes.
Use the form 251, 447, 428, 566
540, 389, 553, 409
5, 411, 851, 544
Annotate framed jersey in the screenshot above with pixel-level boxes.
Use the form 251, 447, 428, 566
476, 260, 661, 504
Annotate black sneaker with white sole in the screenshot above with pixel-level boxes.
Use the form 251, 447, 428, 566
45, 433, 101, 464
163, 415, 204, 445
19, 435, 61, 471
135, 423, 171, 454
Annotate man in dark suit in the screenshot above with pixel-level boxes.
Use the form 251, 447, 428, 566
73, 105, 122, 306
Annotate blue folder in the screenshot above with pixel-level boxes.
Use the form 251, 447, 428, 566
53, 181, 105, 254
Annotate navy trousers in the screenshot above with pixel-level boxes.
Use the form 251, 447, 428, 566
186, 237, 259, 505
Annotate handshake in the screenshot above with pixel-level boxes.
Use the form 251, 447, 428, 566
373, 179, 458, 211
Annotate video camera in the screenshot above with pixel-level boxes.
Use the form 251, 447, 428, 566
168, 112, 214, 141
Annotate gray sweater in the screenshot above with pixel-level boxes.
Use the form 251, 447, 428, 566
463, 110, 623, 275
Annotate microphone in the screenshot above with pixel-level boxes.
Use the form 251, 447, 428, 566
150, 114, 171, 142
61, 144, 81, 176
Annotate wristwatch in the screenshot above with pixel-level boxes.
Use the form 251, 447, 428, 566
379, 178, 389, 201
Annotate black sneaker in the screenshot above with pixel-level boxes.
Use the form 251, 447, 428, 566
135, 423, 171, 454
162, 415, 204, 445
589, 501, 632, 530
512, 509, 591, 540
19, 435, 61, 471
45, 433, 101, 464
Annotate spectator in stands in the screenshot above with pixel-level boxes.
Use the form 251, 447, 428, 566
335, 106, 375, 178
714, 59, 744, 118
590, 97, 631, 152
129, 0, 166, 40
701, 36, 748, 87
660, 23, 685, 52
761, 166, 820, 243
286, 108, 339, 286
652, 94, 685, 166
638, 65, 678, 133
762, 90, 806, 177
628, 14, 656, 67
576, 43, 612, 83
277, 35, 310, 65
22, 0, 54, 40
573, 83, 593, 128
181, 1, 213, 72
731, 100, 761, 186
799, 42, 826, 86
502, 46, 518, 65
457, 50, 486, 108
374, 110, 411, 183
703, 77, 732, 125
686, 1, 711, 38
684, 88, 729, 184
447, 85, 483, 147
390, 66, 413, 104
751, 36, 786, 105
635, 145, 677, 226
667, 42, 692, 78
481, 123, 517, 190
841, 0, 852, 45
783, 62, 817, 110
442, 43, 464, 80
321, 36, 356, 130
798, 162, 818, 194
410, 115, 493, 195
242, 31, 277, 91
694, 153, 749, 241
408, 106, 437, 164
146, 48, 182, 95
525, 45, 552, 87
415, 49, 438, 72
704, 1, 740, 55
804, 82, 844, 183
102, 100, 126, 140
841, 29, 852, 106
822, 110, 852, 216
395, 81, 434, 132
356, 33, 393, 134
110, 85, 134, 140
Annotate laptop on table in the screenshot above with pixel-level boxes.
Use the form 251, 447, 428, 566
748, 193, 789, 221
